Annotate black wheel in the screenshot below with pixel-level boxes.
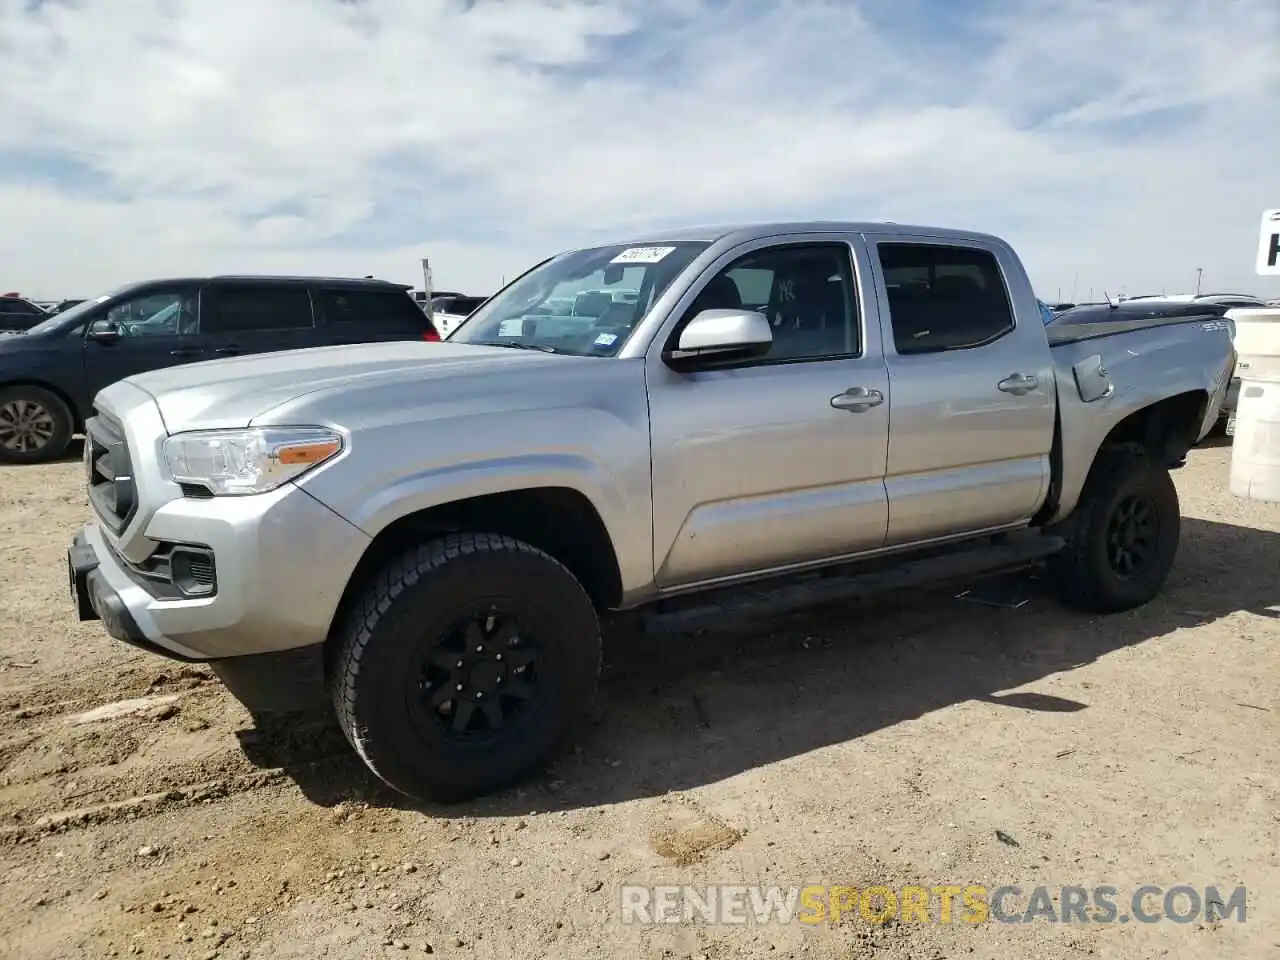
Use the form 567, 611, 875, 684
1050, 444, 1180, 613
330, 532, 601, 803
0, 386, 74, 464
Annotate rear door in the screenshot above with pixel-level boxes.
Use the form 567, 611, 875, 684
869, 236, 1055, 545
200, 281, 317, 359
313, 286, 434, 344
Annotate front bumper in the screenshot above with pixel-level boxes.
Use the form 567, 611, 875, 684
69, 530, 182, 658
69, 483, 371, 661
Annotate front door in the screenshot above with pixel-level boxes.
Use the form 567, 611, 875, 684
82, 284, 206, 402
646, 236, 891, 589
870, 238, 1055, 545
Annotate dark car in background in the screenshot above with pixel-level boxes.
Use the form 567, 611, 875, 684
0, 295, 49, 332
46, 298, 87, 315
0, 275, 441, 463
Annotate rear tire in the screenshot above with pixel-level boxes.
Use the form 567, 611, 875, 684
1050, 444, 1180, 613
330, 533, 601, 803
0, 385, 74, 464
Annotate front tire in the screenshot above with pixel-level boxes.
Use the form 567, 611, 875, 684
330, 533, 601, 803
1050, 444, 1181, 613
0, 385, 74, 464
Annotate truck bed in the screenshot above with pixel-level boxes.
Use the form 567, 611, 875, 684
1046, 310, 1230, 346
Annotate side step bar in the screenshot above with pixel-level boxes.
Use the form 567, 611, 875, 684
642, 531, 1065, 634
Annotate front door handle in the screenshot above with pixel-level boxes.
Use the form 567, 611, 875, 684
213, 345, 242, 356
169, 346, 201, 358
830, 386, 884, 412
998, 373, 1039, 395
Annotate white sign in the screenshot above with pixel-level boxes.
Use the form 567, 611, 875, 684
610, 246, 675, 265
1257, 209, 1280, 276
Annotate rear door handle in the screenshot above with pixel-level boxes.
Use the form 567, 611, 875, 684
169, 346, 202, 358
213, 345, 242, 356
830, 386, 884, 412
997, 373, 1039, 395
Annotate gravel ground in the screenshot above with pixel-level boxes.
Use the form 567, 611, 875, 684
0, 440, 1277, 960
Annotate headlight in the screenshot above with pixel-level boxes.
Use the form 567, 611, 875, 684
163, 426, 343, 496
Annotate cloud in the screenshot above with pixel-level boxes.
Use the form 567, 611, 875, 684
1, 0, 1278, 301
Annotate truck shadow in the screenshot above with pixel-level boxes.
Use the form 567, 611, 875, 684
258, 516, 1279, 813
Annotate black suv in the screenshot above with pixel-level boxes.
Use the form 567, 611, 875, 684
0, 275, 441, 463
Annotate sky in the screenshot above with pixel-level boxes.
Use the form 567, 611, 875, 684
2, 0, 1279, 302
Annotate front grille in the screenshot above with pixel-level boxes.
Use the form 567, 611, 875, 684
85, 411, 137, 532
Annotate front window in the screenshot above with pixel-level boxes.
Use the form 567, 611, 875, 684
450, 241, 709, 356
22, 291, 116, 336
107, 292, 192, 335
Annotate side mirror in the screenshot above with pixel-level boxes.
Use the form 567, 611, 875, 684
86, 319, 121, 342
665, 309, 773, 368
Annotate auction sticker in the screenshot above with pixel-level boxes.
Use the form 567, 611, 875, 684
611, 246, 675, 264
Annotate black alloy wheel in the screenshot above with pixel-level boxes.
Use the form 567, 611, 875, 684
409, 609, 541, 742
1104, 492, 1159, 579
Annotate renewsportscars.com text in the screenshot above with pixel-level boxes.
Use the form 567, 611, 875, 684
619, 883, 1248, 926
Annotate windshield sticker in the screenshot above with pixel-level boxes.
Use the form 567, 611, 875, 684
610, 246, 676, 265
593, 332, 618, 347
497, 317, 524, 337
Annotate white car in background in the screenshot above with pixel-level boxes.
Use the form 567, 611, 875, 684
429, 294, 488, 338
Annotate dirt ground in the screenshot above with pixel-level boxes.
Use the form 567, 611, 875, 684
0, 440, 1276, 960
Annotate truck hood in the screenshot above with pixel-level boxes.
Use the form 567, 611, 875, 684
119, 341, 590, 433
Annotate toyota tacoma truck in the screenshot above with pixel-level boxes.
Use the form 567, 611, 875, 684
67, 222, 1234, 803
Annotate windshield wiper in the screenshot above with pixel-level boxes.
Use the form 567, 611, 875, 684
473, 340, 563, 354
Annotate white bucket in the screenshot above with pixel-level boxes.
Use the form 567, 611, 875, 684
1227, 308, 1280, 502
1231, 307, 1280, 383
1229, 379, 1280, 501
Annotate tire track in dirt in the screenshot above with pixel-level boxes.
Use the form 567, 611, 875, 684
0, 656, 357, 836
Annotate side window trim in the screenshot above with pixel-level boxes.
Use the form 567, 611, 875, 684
873, 239, 1017, 357
658, 238, 866, 368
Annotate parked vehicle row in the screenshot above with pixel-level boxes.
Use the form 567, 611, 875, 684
0, 276, 440, 463
66, 221, 1233, 804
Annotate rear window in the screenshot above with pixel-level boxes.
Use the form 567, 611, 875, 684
878, 243, 1016, 354
317, 289, 425, 325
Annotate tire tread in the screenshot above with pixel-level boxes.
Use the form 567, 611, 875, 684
329, 532, 597, 798
1051, 443, 1179, 613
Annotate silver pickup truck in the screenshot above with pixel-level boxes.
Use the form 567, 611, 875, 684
67, 222, 1234, 803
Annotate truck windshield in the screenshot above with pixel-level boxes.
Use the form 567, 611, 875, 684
450, 241, 710, 356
